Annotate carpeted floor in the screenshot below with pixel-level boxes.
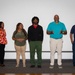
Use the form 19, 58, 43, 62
0, 60, 75, 73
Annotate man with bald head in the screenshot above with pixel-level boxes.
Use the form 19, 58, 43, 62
46, 15, 67, 69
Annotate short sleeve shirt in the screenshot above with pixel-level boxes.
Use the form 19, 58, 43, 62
12, 31, 26, 46
47, 21, 67, 39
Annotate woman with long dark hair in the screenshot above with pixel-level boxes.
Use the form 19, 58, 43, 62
0, 21, 7, 67
12, 23, 28, 67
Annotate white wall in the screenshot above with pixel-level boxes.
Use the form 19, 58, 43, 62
0, 0, 75, 59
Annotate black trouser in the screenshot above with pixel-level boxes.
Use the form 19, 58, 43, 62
0, 44, 5, 64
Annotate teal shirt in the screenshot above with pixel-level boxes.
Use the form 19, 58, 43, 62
47, 21, 67, 39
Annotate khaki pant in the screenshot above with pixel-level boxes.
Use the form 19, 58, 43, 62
50, 38, 63, 66
15, 45, 26, 67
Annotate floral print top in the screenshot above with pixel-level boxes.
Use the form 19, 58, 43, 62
0, 29, 7, 44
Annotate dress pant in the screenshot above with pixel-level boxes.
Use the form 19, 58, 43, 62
50, 38, 63, 66
0, 44, 5, 64
29, 41, 42, 66
72, 42, 75, 66
15, 45, 26, 66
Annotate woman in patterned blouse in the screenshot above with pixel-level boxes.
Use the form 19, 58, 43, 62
0, 21, 7, 67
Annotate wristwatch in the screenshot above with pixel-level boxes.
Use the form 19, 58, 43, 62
62, 31, 64, 34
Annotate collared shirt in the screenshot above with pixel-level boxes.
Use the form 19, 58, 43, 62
47, 21, 67, 39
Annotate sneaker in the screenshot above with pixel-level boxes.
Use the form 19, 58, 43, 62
58, 65, 62, 69
23, 65, 26, 67
16, 64, 19, 67
49, 65, 54, 69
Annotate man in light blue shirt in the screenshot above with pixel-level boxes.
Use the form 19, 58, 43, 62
46, 15, 67, 69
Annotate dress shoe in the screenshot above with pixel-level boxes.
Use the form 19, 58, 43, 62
30, 65, 35, 68
37, 65, 41, 68
0, 64, 5, 67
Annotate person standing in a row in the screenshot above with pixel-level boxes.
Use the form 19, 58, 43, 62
28, 16, 43, 68
12, 23, 28, 67
46, 15, 67, 69
70, 25, 75, 67
0, 22, 7, 67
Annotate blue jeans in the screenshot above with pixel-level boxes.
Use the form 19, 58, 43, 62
72, 42, 75, 66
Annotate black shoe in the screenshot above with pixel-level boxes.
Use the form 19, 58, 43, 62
30, 65, 35, 68
37, 65, 41, 68
0, 64, 5, 67
73, 65, 75, 67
